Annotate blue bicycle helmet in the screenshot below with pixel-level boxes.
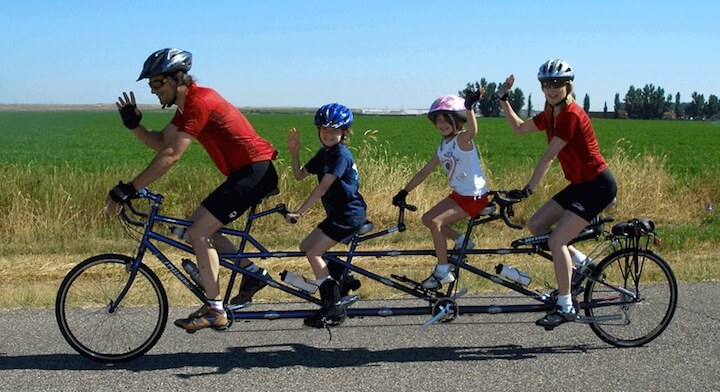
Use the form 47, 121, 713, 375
137, 48, 192, 81
314, 103, 353, 130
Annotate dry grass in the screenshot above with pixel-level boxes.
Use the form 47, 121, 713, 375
1, 141, 718, 309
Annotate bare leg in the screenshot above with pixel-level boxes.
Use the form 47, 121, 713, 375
422, 198, 469, 264
546, 212, 589, 296
299, 228, 338, 280
186, 206, 225, 300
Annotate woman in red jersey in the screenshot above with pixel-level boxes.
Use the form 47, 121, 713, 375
498, 59, 617, 329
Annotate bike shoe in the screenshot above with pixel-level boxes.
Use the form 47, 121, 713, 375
421, 272, 455, 290
230, 268, 269, 306
174, 305, 228, 331
536, 306, 577, 330
303, 305, 347, 328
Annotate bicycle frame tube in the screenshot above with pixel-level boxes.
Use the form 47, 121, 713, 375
118, 189, 638, 320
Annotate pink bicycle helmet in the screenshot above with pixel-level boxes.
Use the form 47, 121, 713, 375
427, 95, 468, 124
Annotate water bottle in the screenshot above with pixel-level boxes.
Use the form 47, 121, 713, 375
280, 270, 319, 293
495, 264, 531, 286
182, 258, 204, 290
171, 226, 188, 241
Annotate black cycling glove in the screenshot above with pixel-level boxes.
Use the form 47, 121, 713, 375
464, 89, 482, 110
109, 181, 138, 204
508, 186, 532, 200
392, 190, 408, 206
119, 105, 142, 130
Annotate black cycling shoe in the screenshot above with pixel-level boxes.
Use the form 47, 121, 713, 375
536, 306, 578, 330
304, 279, 346, 328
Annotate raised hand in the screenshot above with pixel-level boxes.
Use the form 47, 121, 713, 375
497, 75, 515, 100
287, 128, 301, 155
464, 87, 486, 110
116, 91, 142, 129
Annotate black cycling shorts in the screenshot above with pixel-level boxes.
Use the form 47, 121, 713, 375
201, 161, 279, 224
552, 168, 617, 222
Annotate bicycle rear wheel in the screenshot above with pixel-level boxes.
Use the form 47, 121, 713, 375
55, 254, 168, 362
583, 248, 677, 347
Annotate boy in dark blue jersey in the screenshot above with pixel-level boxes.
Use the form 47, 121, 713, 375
286, 103, 367, 328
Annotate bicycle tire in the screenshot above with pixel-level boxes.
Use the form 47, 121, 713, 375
55, 254, 168, 362
583, 248, 677, 347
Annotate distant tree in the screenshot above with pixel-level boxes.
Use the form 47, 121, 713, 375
674, 92, 681, 118
603, 101, 608, 118
614, 93, 622, 118
527, 93, 533, 118
685, 92, 705, 119
583, 93, 590, 112
706, 94, 720, 118
509, 88, 525, 115
624, 84, 669, 119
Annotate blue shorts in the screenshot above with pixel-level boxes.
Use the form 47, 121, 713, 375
317, 215, 366, 243
553, 169, 617, 222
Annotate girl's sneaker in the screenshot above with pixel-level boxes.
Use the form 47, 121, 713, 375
421, 270, 455, 290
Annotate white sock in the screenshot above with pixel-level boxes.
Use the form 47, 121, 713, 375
208, 300, 225, 314
557, 294, 574, 313
569, 247, 589, 267
434, 264, 452, 277
313, 275, 329, 285
245, 263, 260, 273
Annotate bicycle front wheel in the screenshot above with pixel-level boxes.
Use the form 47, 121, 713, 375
583, 248, 677, 347
55, 254, 168, 362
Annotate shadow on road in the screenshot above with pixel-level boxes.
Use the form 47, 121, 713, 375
0, 342, 608, 374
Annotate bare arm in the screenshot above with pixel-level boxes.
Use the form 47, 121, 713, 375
293, 173, 337, 216
499, 75, 538, 135
402, 155, 440, 193
525, 136, 567, 191
287, 128, 310, 180
457, 87, 485, 150
116, 91, 170, 152
130, 129, 194, 189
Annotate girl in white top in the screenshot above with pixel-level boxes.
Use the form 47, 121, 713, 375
393, 92, 489, 289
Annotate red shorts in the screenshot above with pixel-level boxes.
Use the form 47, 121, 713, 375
449, 192, 488, 218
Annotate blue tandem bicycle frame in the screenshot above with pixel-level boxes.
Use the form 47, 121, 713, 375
119, 188, 609, 326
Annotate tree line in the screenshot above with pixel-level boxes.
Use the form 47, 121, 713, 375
459, 79, 720, 120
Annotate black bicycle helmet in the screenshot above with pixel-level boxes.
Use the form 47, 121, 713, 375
137, 48, 192, 81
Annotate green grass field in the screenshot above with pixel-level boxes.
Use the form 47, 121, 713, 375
0, 110, 718, 308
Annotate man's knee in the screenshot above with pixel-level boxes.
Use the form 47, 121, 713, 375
187, 226, 212, 246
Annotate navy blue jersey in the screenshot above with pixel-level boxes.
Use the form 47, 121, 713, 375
305, 144, 367, 222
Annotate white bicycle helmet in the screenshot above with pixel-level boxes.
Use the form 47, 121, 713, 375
537, 59, 574, 81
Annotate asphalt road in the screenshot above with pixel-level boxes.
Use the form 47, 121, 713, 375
1, 282, 718, 391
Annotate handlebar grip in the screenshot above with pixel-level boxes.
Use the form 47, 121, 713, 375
404, 203, 418, 212
276, 203, 298, 224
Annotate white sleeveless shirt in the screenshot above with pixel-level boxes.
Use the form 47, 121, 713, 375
436, 134, 488, 197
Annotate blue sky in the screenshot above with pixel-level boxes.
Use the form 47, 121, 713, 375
1, 1, 717, 111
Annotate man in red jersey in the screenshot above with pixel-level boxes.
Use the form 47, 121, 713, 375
108, 48, 278, 331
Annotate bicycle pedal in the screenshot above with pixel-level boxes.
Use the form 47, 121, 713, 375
340, 294, 360, 308
227, 301, 252, 312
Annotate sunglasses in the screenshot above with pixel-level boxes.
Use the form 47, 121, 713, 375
148, 78, 168, 90
541, 79, 569, 89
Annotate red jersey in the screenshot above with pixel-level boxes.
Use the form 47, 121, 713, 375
532, 101, 607, 183
171, 83, 277, 176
